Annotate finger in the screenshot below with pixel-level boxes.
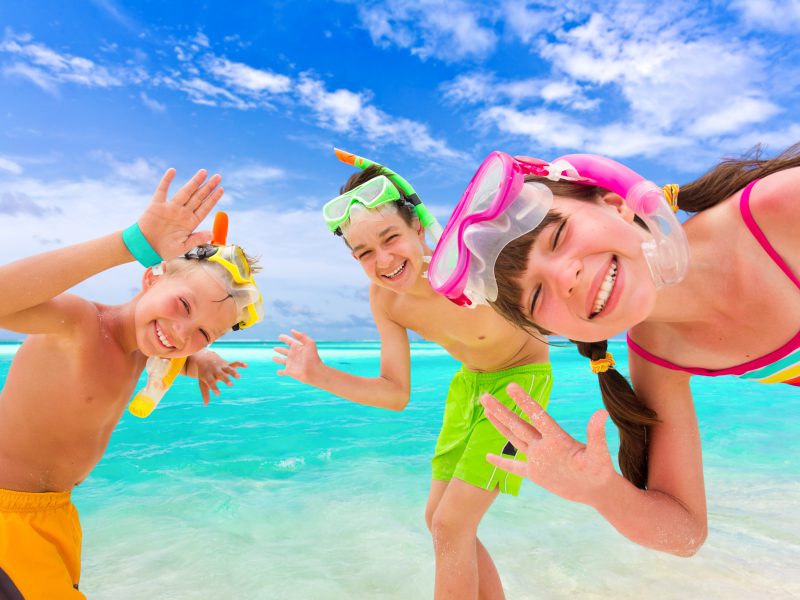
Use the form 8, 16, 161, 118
273, 346, 290, 357
223, 366, 242, 378
481, 394, 542, 454
291, 329, 313, 345
586, 409, 610, 463
152, 168, 177, 203
200, 381, 210, 406
278, 334, 302, 347
506, 383, 560, 437
228, 361, 247, 369
272, 356, 287, 366
217, 373, 232, 386
171, 169, 208, 205
211, 383, 221, 396
192, 185, 223, 224
185, 174, 222, 211
276, 369, 287, 376
486, 454, 528, 477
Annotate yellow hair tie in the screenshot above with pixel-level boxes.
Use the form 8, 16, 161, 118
662, 184, 680, 213
590, 352, 615, 374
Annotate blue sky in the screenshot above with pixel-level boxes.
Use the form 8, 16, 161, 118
1, 0, 799, 340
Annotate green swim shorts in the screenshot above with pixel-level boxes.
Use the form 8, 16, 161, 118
431, 363, 552, 496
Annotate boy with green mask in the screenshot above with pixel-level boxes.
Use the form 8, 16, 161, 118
274, 151, 552, 600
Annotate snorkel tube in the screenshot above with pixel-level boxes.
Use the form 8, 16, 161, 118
539, 154, 690, 288
334, 148, 444, 242
127, 212, 229, 418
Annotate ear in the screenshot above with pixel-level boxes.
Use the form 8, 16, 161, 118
415, 218, 425, 242
142, 262, 165, 289
599, 191, 636, 223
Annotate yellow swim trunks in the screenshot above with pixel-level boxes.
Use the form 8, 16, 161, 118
0, 488, 85, 599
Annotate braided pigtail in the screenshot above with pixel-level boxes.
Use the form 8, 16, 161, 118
573, 340, 659, 489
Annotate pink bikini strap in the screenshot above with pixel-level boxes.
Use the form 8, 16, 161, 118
740, 179, 800, 290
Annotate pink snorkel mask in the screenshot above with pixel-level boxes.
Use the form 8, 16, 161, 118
428, 151, 690, 306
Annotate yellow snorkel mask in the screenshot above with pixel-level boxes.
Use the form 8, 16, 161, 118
182, 243, 264, 331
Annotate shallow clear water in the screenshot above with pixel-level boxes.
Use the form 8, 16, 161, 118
1, 341, 798, 599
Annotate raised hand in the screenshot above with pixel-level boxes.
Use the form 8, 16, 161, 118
481, 383, 616, 505
187, 350, 247, 405
137, 168, 224, 260
272, 329, 323, 384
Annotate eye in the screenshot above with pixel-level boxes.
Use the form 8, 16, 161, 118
386, 234, 399, 242
530, 284, 542, 316
200, 329, 211, 343
551, 218, 567, 251
357, 250, 373, 260
180, 298, 190, 314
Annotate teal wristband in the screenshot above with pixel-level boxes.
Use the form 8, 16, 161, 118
122, 223, 162, 267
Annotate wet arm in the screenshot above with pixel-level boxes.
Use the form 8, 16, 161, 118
312, 307, 411, 411
275, 288, 411, 411
593, 357, 707, 556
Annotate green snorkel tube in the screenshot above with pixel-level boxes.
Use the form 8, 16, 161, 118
334, 147, 444, 243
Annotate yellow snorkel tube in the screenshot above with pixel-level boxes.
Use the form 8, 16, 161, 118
128, 212, 229, 419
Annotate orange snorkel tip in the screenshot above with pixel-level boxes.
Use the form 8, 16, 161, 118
212, 211, 229, 245
333, 147, 357, 166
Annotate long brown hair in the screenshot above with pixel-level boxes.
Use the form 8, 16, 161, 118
490, 143, 800, 489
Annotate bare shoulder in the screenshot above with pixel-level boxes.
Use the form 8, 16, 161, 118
746, 167, 800, 231
0, 292, 101, 337
743, 168, 800, 266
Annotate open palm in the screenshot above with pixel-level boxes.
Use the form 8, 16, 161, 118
137, 168, 224, 259
482, 383, 616, 505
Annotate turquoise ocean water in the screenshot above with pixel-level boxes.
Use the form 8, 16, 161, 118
1, 340, 798, 599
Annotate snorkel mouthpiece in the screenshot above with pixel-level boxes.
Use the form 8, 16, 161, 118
556, 154, 690, 288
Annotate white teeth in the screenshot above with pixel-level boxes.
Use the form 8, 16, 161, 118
155, 323, 175, 348
382, 261, 406, 279
592, 259, 618, 316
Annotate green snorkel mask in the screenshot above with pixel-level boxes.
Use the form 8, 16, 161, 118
328, 148, 444, 242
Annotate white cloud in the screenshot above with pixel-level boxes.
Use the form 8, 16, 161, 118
688, 96, 782, 137
357, 0, 497, 61
731, 0, 800, 32
540, 10, 775, 136
480, 105, 689, 158
169, 76, 254, 109
296, 75, 461, 160
206, 57, 292, 94
226, 164, 285, 186
500, 0, 562, 44
193, 32, 210, 48
140, 91, 166, 112
452, 3, 790, 165
0, 157, 23, 174
442, 72, 597, 110
91, 151, 163, 181
0, 35, 123, 89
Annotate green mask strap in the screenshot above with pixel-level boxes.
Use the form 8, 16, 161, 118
334, 148, 443, 242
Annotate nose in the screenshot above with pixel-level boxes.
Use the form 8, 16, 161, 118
171, 319, 192, 348
548, 256, 582, 299
375, 247, 394, 269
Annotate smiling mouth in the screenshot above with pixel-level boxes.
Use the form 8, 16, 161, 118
590, 257, 618, 318
382, 260, 407, 280
155, 322, 176, 349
